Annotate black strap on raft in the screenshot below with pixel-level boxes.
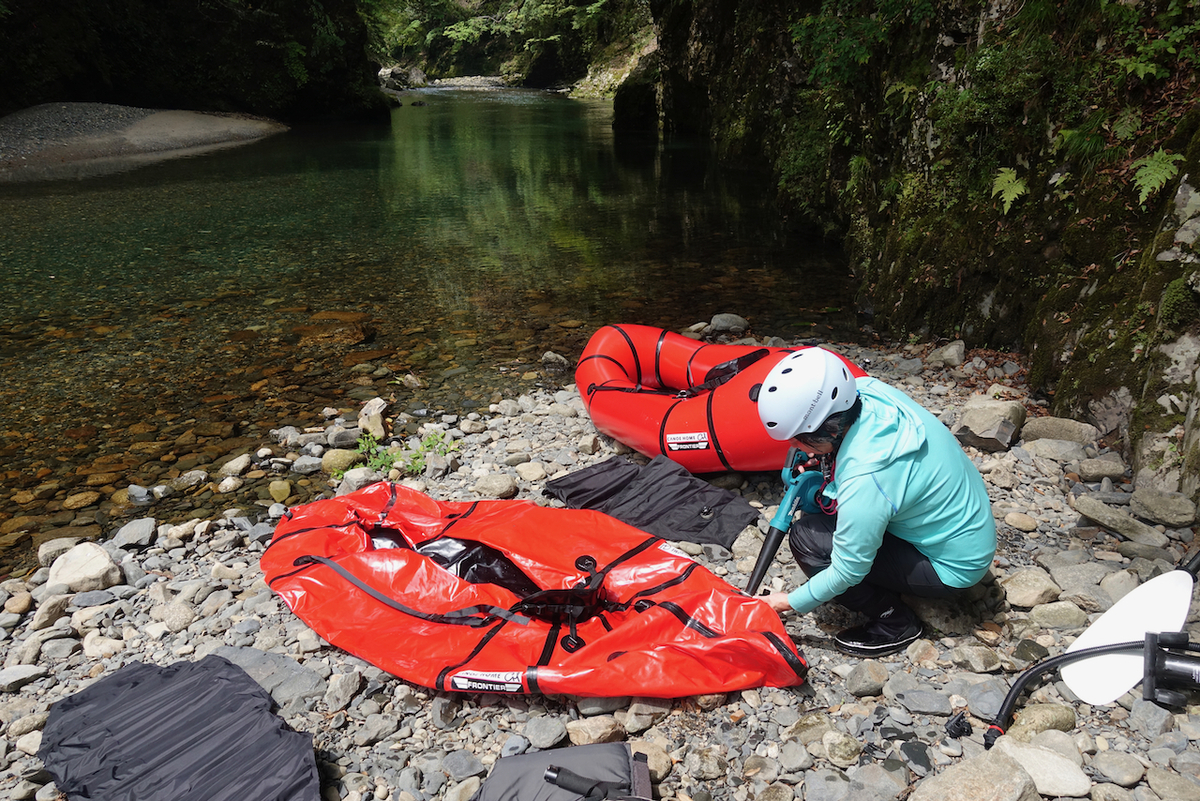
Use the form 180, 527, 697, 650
674, 348, 771, 399
288, 555, 531, 628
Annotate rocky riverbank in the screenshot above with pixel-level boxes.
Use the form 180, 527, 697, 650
1, 332, 1199, 801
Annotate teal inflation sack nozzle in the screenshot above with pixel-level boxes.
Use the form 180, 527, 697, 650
745, 447, 810, 596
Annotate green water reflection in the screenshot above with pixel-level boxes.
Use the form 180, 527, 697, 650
0, 88, 857, 447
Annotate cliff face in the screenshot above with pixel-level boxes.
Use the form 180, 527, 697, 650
642, 0, 1200, 499
0, 0, 388, 121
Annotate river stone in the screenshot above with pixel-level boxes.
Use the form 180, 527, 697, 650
630, 740, 672, 782
211, 645, 326, 707
566, 714, 624, 745
624, 697, 671, 733
269, 480, 292, 502
1007, 703, 1075, 740
780, 740, 814, 772
62, 490, 101, 510
1000, 567, 1060, 607
683, 745, 728, 780
709, 313, 749, 334
443, 749, 486, 781
354, 713, 399, 746
1020, 417, 1099, 443
1129, 698, 1175, 737
37, 537, 81, 567
992, 737, 1090, 797
219, 453, 253, 477
1147, 766, 1200, 801
786, 711, 835, 745
1093, 751, 1146, 786
846, 660, 889, 696
909, 751, 1038, 801
1130, 486, 1197, 527
895, 689, 952, 716
803, 767, 851, 801
1072, 495, 1170, 547
1090, 784, 1135, 801
324, 670, 362, 712
30, 595, 71, 630
1024, 438, 1088, 461
444, 777, 480, 801
948, 645, 1001, 673
743, 754, 779, 784
847, 762, 907, 800
964, 677, 1009, 720
1099, 569, 1141, 604
322, 448, 363, 474
1004, 512, 1038, 532
1078, 458, 1127, 481
927, 340, 966, 367
473, 474, 518, 499
756, 783, 794, 801
1028, 729, 1081, 764
823, 730, 863, 768
525, 715, 567, 749
0, 665, 48, 692
47, 542, 122, 592
82, 630, 124, 659
1029, 600, 1087, 629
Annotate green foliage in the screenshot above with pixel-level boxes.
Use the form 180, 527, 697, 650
991, 168, 1027, 214
1131, 148, 1185, 205
1160, 277, 1200, 328
1054, 109, 1114, 173
372, 0, 648, 82
356, 429, 460, 477
789, 0, 936, 88
1102, 0, 1200, 84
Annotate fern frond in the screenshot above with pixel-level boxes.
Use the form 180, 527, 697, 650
991, 167, 1028, 215
1131, 149, 1184, 205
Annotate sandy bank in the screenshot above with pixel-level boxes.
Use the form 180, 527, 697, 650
0, 103, 288, 183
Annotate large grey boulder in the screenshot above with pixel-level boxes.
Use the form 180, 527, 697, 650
908, 751, 1039, 801
1073, 495, 1170, 547
1130, 486, 1197, 527
1020, 417, 1099, 444
953, 398, 1026, 452
47, 542, 122, 592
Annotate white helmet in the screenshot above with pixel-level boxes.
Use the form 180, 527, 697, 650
757, 348, 857, 441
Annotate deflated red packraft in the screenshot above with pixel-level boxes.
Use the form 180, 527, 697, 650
262, 482, 807, 697
575, 325, 867, 473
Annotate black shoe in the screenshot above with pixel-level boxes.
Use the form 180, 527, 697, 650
834, 608, 923, 657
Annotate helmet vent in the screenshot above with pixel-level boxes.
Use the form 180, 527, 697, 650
781, 368, 792, 374
831, 387, 839, 400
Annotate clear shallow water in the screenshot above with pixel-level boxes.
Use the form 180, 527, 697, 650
0, 88, 858, 496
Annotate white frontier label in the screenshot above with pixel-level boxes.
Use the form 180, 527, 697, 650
449, 670, 523, 693
665, 431, 710, 451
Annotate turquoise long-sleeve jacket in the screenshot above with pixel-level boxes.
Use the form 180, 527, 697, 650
786, 377, 997, 614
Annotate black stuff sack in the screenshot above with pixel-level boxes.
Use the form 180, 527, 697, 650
470, 742, 652, 801
38, 654, 319, 801
543, 454, 758, 548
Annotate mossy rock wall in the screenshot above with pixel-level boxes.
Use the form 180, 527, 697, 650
641, 0, 1200, 496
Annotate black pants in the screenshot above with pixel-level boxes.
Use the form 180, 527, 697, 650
789, 512, 966, 620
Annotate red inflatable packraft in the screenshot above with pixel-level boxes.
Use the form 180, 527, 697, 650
262, 482, 807, 697
575, 324, 867, 473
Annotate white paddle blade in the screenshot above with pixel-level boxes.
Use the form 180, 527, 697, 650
1060, 570, 1194, 706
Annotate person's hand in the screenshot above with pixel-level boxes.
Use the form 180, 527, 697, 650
763, 592, 793, 614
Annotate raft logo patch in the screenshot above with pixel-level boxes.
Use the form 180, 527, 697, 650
449, 670, 524, 693
665, 432, 710, 451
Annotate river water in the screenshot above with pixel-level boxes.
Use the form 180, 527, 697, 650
0, 88, 859, 568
